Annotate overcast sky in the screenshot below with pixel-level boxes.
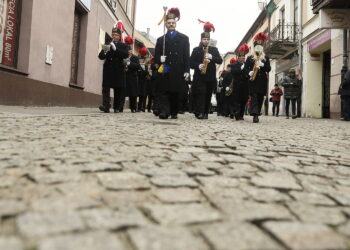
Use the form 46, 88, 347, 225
135, 0, 262, 54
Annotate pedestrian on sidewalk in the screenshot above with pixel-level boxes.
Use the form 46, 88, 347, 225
98, 23, 129, 113
154, 8, 190, 119
270, 84, 283, 117
281, 68, 301, 119
190, 20, 223, 120
338, 68, 350, 121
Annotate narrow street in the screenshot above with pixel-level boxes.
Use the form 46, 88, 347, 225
0, 106, 349, 250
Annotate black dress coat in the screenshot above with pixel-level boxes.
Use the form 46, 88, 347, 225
138, 64, 149, 96
155, 31, 190, 93
339, 70, 350, 96
190, 45, 223, 84
98, 41, 129, 88
244, 55, 271, 95
125, 55, 141, 97
231, 62, 249, 102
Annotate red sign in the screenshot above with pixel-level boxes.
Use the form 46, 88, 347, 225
0, 0, 20, 67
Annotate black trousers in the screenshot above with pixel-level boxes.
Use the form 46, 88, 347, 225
341, 96, 350, 120
194, 81, 215, 114
234, 100, 247, 118
272, 101, 280, 115
249, 93, 264, 116
129, 96, 137, 110
159, 91, 180, 116
138, 95, 146, 111
147, 95, 155, 111
102, 86, 125, 110
285, 98, 297, 116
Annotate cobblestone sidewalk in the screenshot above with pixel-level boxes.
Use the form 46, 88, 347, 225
0, 106, 350, 250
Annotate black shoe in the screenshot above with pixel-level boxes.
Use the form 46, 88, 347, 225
286, 116, 289, 119
204, 113, 208, 119
171, 115, 178, 119
239, 117, 244, 120
159, 113, 168, 119
276, 114, 279, 117
99, 105, 110, 113
119, 109, 123, 113
292, 115, 297, 119
147, 109, 151, 112
235, 114, 240, 121
197, 113, 205, 119
114, 109, 119, 113
141, 109, 145, 112
153, 110, 160, 116
253, 115, 259, 123
229, 114, 234, 119
131, 109, 136, 113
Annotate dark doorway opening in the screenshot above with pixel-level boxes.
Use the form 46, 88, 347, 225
322, 50, 331, 118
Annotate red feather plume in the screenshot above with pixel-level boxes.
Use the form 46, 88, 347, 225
115, 21, 125, 33
168, 8, 180, 20
230, 58, 237, 64
198, 19, 215, 33
139, 47, 148, 57
254, 32, 268, 43
238, 44, 249, 55
124, 35, 134, 45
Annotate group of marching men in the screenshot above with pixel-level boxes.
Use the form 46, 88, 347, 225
98, 7, 270, 123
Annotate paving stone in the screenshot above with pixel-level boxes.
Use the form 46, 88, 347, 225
102, 191, 155, 208
264, 221, 349, 250
216, 201, 293, 221
288, 202, 346, 226
28, 172, 82, 184
0, 176, 18, 188
151, 175, 198, 188
97, 172, 150, 190
200, 222, 283, 250
196, 154, 224, 162
128, 226, 209, 250
290, 191, 336, 206
197, 176, 240, 188
0, 199, 26, 217
153, 188, 204, 203
182, 166, 216, 176
0, 237, 23, 250
201, 186, 248, 203
169, 153, 197, 162
80, 207, 148, 230
219, 168, 256, 178
142, 203, 221, 225
17, 211, 85, 237
338, 220, 350, 237
242, 186, 291, 202
191, 161, 224, 170
251, 172, 303, 190
327, 191, 350, 206
38, 231, 125, 250
217, 154, 251, 163
81, 162, 122, 172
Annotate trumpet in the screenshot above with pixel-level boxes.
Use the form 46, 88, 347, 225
201, 46, 210, 75
225, 79, 234, 96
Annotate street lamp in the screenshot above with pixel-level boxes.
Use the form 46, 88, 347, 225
258, 0, 267, 10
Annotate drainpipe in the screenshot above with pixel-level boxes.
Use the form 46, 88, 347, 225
298, 0, 303, 117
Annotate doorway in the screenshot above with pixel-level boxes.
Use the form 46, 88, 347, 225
322, 50, 331, 118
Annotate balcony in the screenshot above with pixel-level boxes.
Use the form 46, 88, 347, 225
264, 20, 299, 60
312, 0, 350, 14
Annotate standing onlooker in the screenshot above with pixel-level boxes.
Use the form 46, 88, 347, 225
281, 68, 301, 119
270, 84, 283, 116
339, 69, 350, 121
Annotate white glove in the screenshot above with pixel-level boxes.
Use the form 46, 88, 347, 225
205, 53, 212, 60
126, 61, 130, 66
199, 64, 204, 70
226, 87, 229, 91
241, 64, 245, 70
258, 61, 264, 67
249, 71, 254, 77
110, 42, 116, 51
184, 72, 190, 81
160, 55, 166, 63
141, 64, 145, 70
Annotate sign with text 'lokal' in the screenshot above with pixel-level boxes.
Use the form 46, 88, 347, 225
0, 0, 20, 67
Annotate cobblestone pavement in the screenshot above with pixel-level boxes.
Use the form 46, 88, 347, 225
0, 106, 350, 250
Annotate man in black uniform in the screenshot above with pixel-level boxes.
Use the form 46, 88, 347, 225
98, 24, 129, 113
190, 21, 222, 119
244, 32, 271, 123
154, 8, 190, 119
230, 44, 250, 120
220, 65, 233, 117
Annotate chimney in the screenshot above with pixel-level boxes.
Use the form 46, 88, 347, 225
146, 28, 150, 38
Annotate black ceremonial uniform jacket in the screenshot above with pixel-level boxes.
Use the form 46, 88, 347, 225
190, 45, 223, 83
98, 41, 129, 88
155, 30, 190, 93
231, 61, 249, 102
244, 55, 271, 95
125, 54, 141, 97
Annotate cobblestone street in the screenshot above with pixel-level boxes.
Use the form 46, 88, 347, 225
0, 106, 350, 250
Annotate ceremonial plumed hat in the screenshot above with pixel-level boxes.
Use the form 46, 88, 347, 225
199, 19, 215, 39
237, 44, 250, 57
166, 8, 180, 21
112, 21, 125, 35
253, 32, 268, 47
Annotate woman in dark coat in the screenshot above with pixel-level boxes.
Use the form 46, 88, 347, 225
125, 51, 141, 113
98, 27, 129, 113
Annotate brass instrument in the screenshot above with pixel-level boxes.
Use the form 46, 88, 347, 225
225, 79, 234, 96
201, 46, 210, 75
250, 55, 262, 81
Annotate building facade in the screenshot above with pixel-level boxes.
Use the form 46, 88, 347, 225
0, 0, 137, 106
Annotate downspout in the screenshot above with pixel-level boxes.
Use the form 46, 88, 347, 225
298, 0, 303, 117
340, 29, 348, 118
